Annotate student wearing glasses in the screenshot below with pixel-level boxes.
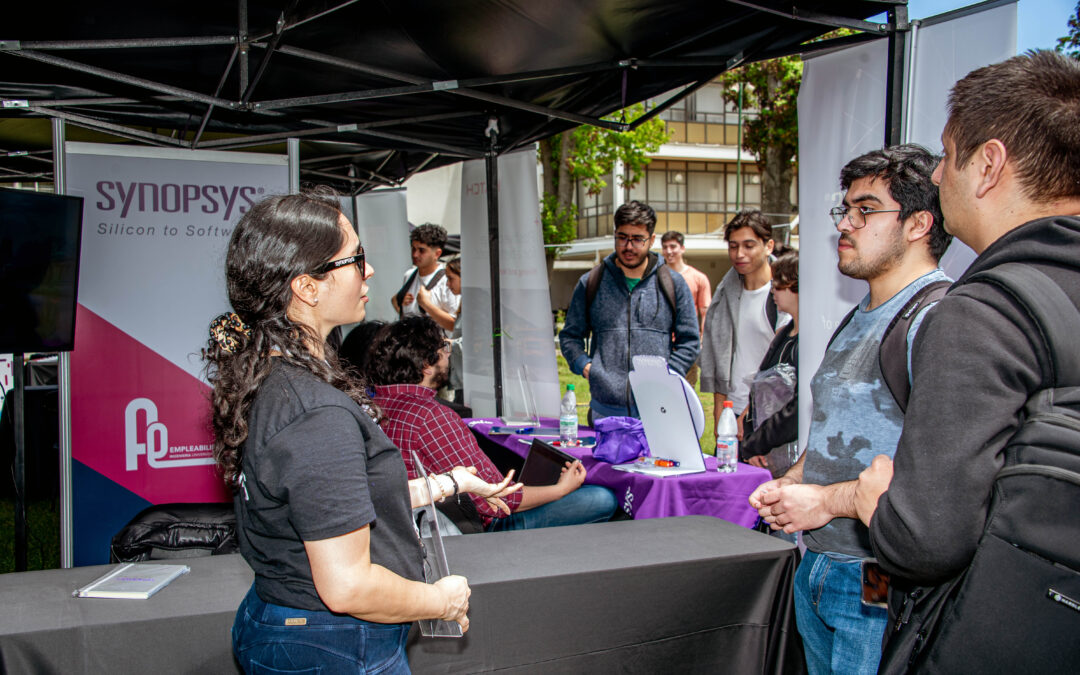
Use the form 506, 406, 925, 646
204, 189, 519, 673
748, 146, 952, 674
559, 200, 700, 421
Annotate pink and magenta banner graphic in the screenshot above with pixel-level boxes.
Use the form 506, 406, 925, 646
65, 143, 288, 565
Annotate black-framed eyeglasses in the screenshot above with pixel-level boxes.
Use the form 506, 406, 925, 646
828, 206, 902, 229
615, 233, 650, 247
313, 246, 365, 275
438, 340, 452, 355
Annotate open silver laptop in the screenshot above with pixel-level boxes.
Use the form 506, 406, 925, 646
615, 355, 707, 477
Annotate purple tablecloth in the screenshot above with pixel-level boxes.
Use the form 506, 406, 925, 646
466, 417, 771, 528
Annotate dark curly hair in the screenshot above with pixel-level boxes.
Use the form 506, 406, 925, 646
410, 223, 448, 250
367, 316, 446, 387
203, 187, 375, 487
840, 144, 951, 262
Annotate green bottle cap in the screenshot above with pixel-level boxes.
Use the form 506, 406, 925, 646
567, 383, 575, 391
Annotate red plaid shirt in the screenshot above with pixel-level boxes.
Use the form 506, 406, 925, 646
374, 384, 522, 525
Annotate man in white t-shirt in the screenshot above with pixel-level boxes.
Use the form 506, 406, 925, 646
700, 210, 788, 440
391, 223, 459, 335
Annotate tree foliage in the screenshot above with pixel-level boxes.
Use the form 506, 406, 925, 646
1058, 1, 1080, 60
718, 57, 802, 221
539, 103, 667, 251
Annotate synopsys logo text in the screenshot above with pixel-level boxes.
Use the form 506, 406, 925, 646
125, 398, 215, 470
96, 181, 262, 220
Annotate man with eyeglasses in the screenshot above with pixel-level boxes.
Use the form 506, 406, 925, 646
560, 200, 699, 420
748, 145, 952, 675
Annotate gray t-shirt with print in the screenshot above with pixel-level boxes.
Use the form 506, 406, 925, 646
802, 269, 950, 558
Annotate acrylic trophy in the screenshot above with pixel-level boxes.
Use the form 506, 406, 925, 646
411, 452, 464, 638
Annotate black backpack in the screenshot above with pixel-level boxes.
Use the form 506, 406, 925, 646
878, 263, 1080, 674
827, 279, 951, 412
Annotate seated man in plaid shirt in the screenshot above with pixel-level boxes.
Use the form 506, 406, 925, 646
369, 316, 618, 531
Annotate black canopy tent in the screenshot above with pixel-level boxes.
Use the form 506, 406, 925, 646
2, 0, 909, 405
2, 0, 911, 570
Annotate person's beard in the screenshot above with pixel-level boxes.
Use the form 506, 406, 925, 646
837, 225, 906, 280
430, 359, 451, 390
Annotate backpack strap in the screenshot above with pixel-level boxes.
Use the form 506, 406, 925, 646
395, 268, 420, 318
766, 291, 778, 327
424, 268, 446, 291
656, 263, 677, 316
583, 262, 605, 339
965, 264, 1080, 387
879, 280, 952, 413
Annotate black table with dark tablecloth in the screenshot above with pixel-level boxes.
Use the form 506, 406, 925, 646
0, 516, 802, 674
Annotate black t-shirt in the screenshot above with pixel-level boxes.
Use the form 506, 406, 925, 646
235, 360, 424, 612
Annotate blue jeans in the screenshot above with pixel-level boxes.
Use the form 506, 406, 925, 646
233, 585, 411, 674
486, 485, 617, 532
793, 550, 888, 675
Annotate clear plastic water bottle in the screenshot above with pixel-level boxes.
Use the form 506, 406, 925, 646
716, 400, 738, 473
559, 384, 578, 446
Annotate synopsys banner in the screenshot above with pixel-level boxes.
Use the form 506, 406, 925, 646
65, 142, 289, 565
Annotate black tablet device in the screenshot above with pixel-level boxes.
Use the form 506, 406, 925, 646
519, 438, 578, 486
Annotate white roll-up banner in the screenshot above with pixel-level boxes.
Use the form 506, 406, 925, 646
796, 2, 1016, 450
460, 147, 559, 419
65, 142, 288, 565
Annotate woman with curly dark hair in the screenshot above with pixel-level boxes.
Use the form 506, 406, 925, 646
204, 189, 518, 673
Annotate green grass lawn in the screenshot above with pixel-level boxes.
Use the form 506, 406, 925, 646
556, 353, 716, 456
0, 499, 61, 573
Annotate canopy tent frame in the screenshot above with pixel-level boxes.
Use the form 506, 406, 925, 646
2, 0, 915, 569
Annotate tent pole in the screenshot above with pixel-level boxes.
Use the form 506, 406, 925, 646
12, 352, 27, 571
485, 118, 503, 417
288, 138, 300, 193
884, 5, 910, 147
53, 116, 75, 569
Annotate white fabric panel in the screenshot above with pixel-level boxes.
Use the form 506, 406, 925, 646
460, 147, 559, 419
341, 189, 411, 326
795, 3, 1017, 450
907, 2, 1018, 279
797, 40, 889, 447
64, 142, 289, 382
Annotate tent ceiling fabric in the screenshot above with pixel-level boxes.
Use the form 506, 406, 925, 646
1, 1, 899, 192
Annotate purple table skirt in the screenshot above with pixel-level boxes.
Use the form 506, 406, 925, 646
466, 417, 771, 528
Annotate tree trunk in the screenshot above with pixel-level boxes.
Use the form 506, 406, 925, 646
760, 145, 793, 225
539, 137, 555, 198
556, 131, 573, 214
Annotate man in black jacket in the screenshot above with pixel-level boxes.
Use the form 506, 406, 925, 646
855, 50, 1080, 650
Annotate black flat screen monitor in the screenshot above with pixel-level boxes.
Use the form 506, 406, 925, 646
0, 188, 84, 354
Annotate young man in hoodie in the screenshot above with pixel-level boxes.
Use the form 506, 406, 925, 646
559, 200, 700, 420
750, 145, 952, 674
854, 51, 1080, 663
699, 210, 788, 441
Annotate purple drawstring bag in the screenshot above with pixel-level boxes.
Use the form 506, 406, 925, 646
592, 416, 650, 464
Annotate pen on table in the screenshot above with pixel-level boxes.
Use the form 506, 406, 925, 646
635, 456, 680, 467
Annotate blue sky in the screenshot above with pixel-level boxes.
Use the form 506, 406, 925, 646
872, 0, 1075, 52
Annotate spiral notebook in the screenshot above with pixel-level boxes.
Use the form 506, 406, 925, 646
73, 562, 190, 599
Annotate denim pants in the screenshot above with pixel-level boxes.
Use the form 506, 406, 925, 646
486, 485, 617, 532
233, 585, 411, 674
793, 549, 888, 675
